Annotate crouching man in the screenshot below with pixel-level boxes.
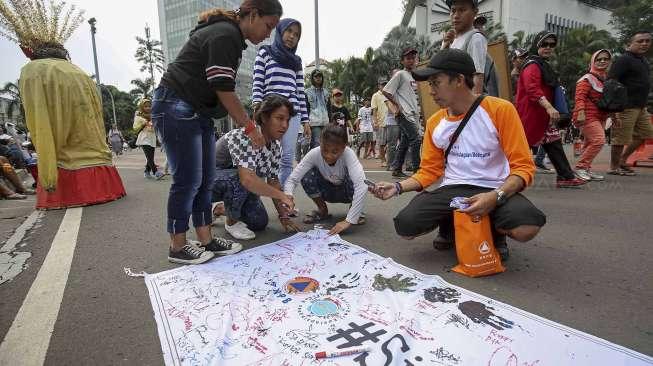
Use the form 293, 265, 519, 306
372, 49, 546, 259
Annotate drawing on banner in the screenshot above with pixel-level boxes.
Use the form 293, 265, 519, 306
144, 230, 653, 366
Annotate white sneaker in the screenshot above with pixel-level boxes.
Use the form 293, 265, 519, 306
575, 169, 591, 181
588, 171, 605, 181
225, 221, 256, 240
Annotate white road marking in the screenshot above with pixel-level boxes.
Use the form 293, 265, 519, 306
0, 207, 83, 366
0, 210, 43, 285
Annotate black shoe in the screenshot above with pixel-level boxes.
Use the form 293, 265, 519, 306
203, 237, 243, 256
494, 235, 509, 261
433, 233, 454, 250
168, 243, 214, 265
392, 170, 409, 178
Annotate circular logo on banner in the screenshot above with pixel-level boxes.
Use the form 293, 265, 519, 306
298, 295, 351, 327
285, 276, 320, 295
479, 241, 491, 255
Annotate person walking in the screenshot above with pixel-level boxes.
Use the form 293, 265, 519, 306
356, 98, 374, 159
371, 78, 389, 167
108, 125, 124, 156
384, 48, 422, 178
133, 98, 164, 180
573, 49, 615, 181
252, 18, 309, 186
305, 69, 329, 148
153, 0, 283, 265
607, 31, 653, 175
515, 31, 586, 188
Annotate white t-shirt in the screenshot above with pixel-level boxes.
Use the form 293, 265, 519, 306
449, 28, 488, 74
284, 147, 367, 224
358, 106, 373, 133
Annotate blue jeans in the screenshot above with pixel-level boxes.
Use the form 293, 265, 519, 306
310, 126, 324, 148
152, 85, 215, 234
280, 114, 301, 186
301, 168, 354, 203
212, 169, 268, 231
392, 114, 421, 172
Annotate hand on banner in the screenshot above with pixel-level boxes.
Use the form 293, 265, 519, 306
328, 220, 351, 236
459, 192, 497, 218
280, 217, 301, 232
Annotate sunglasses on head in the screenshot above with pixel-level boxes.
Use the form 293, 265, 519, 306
540, 41, 557, 48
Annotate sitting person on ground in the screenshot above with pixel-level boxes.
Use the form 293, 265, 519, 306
212, 94, 299, 240
0, 155, 35, 199
284, 124, 367, 236
371, 49, 546, 260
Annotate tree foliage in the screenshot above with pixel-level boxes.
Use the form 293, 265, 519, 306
99, 84, 137, 135
609, 0, 653, 45
134, 24, 165, 97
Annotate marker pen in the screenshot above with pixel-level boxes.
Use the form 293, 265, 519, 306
315, 347, 372, 359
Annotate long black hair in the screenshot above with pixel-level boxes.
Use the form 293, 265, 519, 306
254, 94, 295, 125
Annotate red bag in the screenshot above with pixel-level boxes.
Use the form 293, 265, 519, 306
452, 211, 505, 277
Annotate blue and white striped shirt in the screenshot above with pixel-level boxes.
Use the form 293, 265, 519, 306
252, 47, 309, 123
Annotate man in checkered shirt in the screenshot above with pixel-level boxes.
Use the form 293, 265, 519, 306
212, 95, 300, 240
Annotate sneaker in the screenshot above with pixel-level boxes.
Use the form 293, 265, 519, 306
225, 221, 256, 240
168, 242, 215, 265
535, 163, 555, 174
588, 171, 604, 181
556, 177, 587, 188
575, 169, 591, 181
203, 237, 243, 256
494, 235, 509, 261
144, 172, 154, 179
392, 170, 409, 178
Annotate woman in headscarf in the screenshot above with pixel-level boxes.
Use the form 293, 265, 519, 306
133, 98, 162, 179
573, 49, 614, 181
515, 31, 586, 188
251, 18, 309, 189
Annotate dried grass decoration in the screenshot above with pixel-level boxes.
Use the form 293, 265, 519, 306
0, 0, 85, 49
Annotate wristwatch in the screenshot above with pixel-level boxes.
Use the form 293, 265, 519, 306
494, 189, 507, 207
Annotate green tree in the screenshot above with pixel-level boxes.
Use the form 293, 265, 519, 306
509, 30, 536, 53
134, 24, 165, 96
129, 77, 154, 101
99, 84, 137, 134
610, 0, 653, 44
0, 81, 24, 128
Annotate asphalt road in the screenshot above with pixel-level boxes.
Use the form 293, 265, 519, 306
0, 148, 651, 364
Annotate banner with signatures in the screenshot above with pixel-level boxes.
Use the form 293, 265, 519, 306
145, 230, 652, 365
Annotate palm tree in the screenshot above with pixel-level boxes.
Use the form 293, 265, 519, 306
509, 30, 536, 53
134, 24, 165, 96
129, 77, 154, 101
0, 81, 24, 127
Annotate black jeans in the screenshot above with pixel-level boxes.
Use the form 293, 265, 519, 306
392, 114, 421, 172
142, 145, 157, 174
542, 139, 575, 180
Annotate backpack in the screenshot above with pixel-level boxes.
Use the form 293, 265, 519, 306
595, 79, 628, 112
462, 31, 499, 97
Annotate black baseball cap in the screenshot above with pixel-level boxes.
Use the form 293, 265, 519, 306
401, 47, 418, 58
411, 49, 476, 81
445, 0, 479, 8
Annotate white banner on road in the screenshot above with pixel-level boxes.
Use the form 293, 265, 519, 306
145, 230, 652, 365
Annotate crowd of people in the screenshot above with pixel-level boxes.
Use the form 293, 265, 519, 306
0, 0, 650, 269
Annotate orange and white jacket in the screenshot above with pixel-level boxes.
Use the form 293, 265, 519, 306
412, 96, 534, 190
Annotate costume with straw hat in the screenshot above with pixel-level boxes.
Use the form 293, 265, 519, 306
0, 0, 125, 209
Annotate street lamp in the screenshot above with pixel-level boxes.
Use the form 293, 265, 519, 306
314, 0, 320, 70
88, 17, 101, 88
99, 85, 117, 128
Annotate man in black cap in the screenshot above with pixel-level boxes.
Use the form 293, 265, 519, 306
383, 47, 422, 177
305, 69, 330, 148
372, 49, 545, 261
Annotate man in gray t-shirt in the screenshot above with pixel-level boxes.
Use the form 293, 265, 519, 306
383, 47, 422, 177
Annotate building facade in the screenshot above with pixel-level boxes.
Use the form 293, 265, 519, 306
405, 0, 614, 44
0, 97, 22, 127
156, 0, 258, 101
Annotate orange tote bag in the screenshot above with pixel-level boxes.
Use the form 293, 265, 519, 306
452, 211, 505, 277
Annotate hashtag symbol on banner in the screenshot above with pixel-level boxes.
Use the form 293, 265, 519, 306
326, 322, 388, 349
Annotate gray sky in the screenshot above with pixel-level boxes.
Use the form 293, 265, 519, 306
0, 0, 404, 91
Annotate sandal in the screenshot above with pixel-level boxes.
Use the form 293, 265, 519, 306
303, 210, 332, 224
4, 192, 27, 200
620, 165, 637, 175
607, 169, 635, 176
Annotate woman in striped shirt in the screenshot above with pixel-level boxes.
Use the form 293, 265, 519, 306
252, 18, 309, 186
